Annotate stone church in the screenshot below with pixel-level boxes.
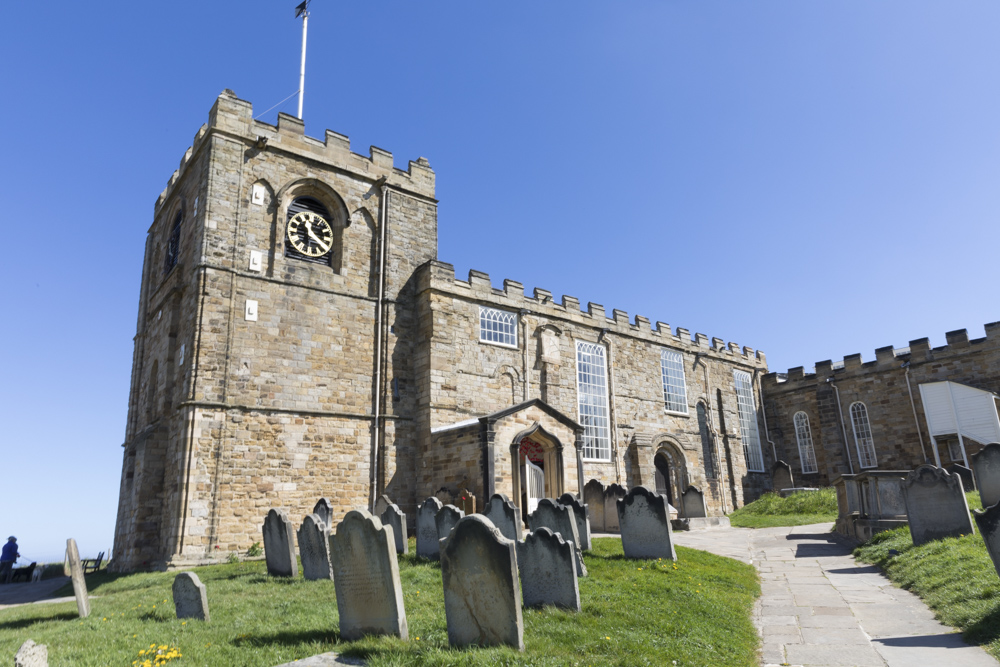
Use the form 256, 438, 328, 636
109, 89, 788, 570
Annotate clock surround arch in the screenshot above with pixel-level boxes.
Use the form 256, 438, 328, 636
276, 178, 350, 272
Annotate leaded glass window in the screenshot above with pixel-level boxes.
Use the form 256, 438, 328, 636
576, 341, 611, 461
850, 402, 878, 469
793, 411, 818, 474
660, 349, 688, 414
479, 306, 517, 347
734, 370, 765, 473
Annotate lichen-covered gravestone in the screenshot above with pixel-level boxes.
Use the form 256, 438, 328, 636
557, 493, 592, 551
441, 515, 523, 650
617, 486, 677, 561
297, 514, 334, 580
14, 639, 47, 667
416, 497, 444, 559
262, 509, 298, 577
435, 504, 465, 549
973, 443, 1000, 508
329, 510, 408, 640
65, 538, 89, 618
604, 484, 627, 533
584, 480, 606, 532
681, 486, 707, 519
946, 463, 975, 493
313, 498, 334, 533
172, 572, 210, 621
373, 494, 393, 518
483, 493, 523, 542
903, 465, 975, 547
516, 527, 580, 611
772, 460, 794, 493
380, 503, 408, 555
528, 498, 586, 576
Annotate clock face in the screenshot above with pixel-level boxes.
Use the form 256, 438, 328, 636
286, 211, 333, 258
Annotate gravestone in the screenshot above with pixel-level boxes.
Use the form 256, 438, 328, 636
973, 443, 1000, 508
975, 502, 1000, 579
681, 486, 707, 519
436, 504, 465, 547
416, 497, 444, 559
14, 640, 47, 667
440, 515, 523, 650
483, 493, 523, 542
297, 514, 334, 580
172, 571, 210, 621
617, 486, 677, 560
65, 538, 89, 618
457, 489, 477, 516
604, 484, 627, 533
516, 527, 580, 611
380, 503, 408, 555
262, 508, 298, 577
772, 460, 794, 493
902, 465, 975, 547
435, 489, 452, 504
946, 463, 975, 493
528, 498, 586, 576
557, 493, 592, 550
329, 510, 408, 640
313, 498, 334, 533
584, 480, 606, 532
373, 494, 393, 518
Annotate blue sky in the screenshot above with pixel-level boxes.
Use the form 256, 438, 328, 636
1, 1, 998, 563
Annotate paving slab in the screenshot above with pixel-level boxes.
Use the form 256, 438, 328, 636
674, 522, 999, 667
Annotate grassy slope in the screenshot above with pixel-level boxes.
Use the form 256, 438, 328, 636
0, 537, 759, 667
728, 488, 838, 528
853, 491, 1000, 660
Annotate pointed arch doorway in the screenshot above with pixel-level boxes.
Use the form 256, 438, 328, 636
509, 423, 566, 521
653, 442, 686, 508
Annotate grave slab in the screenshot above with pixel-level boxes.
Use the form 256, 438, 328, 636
262, 509, 298, 577
172, 571, 210, 621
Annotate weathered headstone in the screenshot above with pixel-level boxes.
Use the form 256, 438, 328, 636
172, 571, 210, 621
380, 503, 409, 555
297, 514, 334, 581
557, 493, 592, 550
604, 483, 627, 533
416, 497, 444, 559
457, 489, 477, 516
681, 486, 707, 519
65, 538, 89, 618
975, 502, 1000, 579
772, 460, 794, 493
528, 498, 586, 576
440, 515, 523, 650
262, 509, 298, 577
329, 510, 408, 640
973, 443, 1000, 508
483, 493, 523, 542
313, 498, 334, 532
373, 494, 393, 518
946, 463, 975, 493
435, 489, 452, 504
584, 480, 606, 532
436, 504, 465, 547
14, 640, 47, 667
516, 528, 580, 611
617, 486, 677, 561
903, 465, 975, 547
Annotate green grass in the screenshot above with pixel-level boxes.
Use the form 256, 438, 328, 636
728, 487, 838, 528
851, 491, 1000, 660
0, 537, 760, 666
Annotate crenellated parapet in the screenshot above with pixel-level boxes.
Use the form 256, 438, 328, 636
419, 260, 766, 367
155, 89, 435, 215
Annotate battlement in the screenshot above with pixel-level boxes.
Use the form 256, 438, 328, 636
422, 261, 766, 367
156, 89, 436, 213
763, 321, 1000, 389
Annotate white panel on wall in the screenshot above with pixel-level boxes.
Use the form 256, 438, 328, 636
245, 300, 258, 322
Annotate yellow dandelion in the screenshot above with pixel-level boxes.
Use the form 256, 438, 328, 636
182, 621, 187, 625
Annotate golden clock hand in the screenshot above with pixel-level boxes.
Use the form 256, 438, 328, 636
305, 221, 331, 252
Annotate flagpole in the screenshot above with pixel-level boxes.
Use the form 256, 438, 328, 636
297, 4, 309, 120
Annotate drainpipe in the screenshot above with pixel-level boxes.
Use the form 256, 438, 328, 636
694, 354, 727, 513
597, 328, 621, 484
902, 363, 929, 463
755, 370, 778, 463
827, 377, 855, 475
370, 183, 389, 512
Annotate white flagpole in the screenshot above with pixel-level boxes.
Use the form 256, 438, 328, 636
297, 6, 309, 120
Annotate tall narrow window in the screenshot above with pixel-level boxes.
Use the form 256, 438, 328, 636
164, 209, 182, 274
734, 370, 764, 472
850, 402, 878, 469
660, 350, 688, 414
576, 341, 611, 461
479, 306, 517, 347
697, 402, 716, 479
793, 412, 818, 474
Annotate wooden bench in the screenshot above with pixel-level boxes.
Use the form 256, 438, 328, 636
9, 562, 37, 583
82, 552, 104, 575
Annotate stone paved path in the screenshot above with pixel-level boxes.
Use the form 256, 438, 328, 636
674, 523, 999, 667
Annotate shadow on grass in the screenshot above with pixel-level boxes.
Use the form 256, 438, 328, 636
0, 612, 77, 630
963, 603, 1000, 647
53, 570, 134, 597
233, 628, 340, 647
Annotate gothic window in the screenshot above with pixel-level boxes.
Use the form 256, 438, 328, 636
660, 349, 688, 414
850, 402, 878, 469
697, 402, 716, 479
285, 196, 334, 265
734, 370, 765, 472
164, 209, 182, 274
479, 306, 517, 347
576, 341, 611, 461
793, 411, 818, 474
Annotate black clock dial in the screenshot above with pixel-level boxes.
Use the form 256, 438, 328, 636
286, 212, 333, 258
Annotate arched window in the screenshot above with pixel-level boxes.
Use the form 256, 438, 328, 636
285, 196, 335, 265
164, 209, 182, 274
793, 412, 818, 474
850, 402, 878, 469
146, 360, 159, 421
